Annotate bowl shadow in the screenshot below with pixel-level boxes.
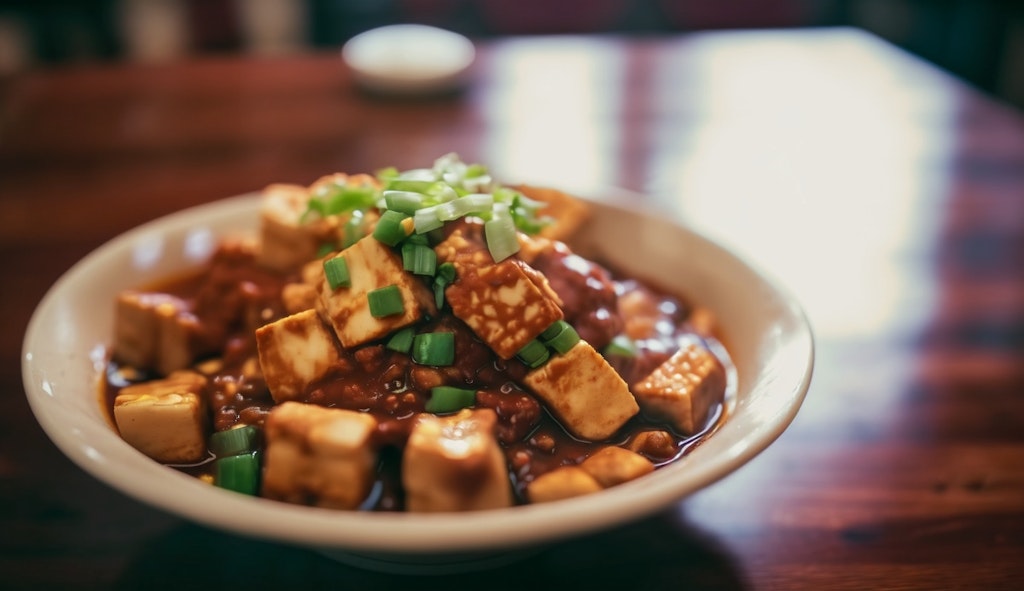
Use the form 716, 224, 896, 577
113, 505, 749, 590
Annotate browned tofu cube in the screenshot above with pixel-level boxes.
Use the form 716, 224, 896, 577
257, 174, 381, 272
262, 402, 378, 510
255, 309, 341, 403
579, 446, 654, 488
523, 341, 639, 441
633, 340, 726, 435
258, 183, 336, 271
402, 409, 513, 512
315, 235, 435, 348
113, 291, 202, 375
114, 371, 209, 464
437, 228, 563, 359
527, 466, 603, 503
513, 185, 590, 242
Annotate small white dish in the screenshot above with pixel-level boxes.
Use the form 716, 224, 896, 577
342, 24, 475, 96
22, 189, 813, 573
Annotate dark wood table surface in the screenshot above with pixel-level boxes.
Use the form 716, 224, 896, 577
2, 27, 1023, 590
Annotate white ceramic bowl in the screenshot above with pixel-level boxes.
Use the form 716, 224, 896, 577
22, 191, 813, 572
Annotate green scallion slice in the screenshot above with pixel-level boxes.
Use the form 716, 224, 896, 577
540, 319, 581, 352
323, 255, 351, 290
516, 339, 550, 369
209, 425, 259, 458
604, 335, 637, 358
373, 210, 411, 246
402, 243, 437, 276
412, 331, 455, 366
214, 451, 260, 495
386, 326, 415, 354
368, 285, 405, 317
413, 205, 444, 234
432, 262, 457, 309
425, 386, 477, 414
384, 190, 426, 214
540, 320, 580, 355
485, 202, 520, 262
342, 210, 368, 248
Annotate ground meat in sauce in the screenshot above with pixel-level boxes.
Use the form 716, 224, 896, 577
105, 241, 729, 509
531, 241, 622, 352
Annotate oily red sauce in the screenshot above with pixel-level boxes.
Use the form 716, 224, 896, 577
104, 242, 732, 509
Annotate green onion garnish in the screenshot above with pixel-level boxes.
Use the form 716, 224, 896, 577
413, 206, 445, 234
412, 331, 455, 366
384, 190, 426, 214
209, 425, 259, 458
316, 242, 336, 258
604, 335, 637, 358
386, 326, 415, 354
432, 262, 457, 309
425, 386, 477, 414
305, 184, 379, 220
402, 243, 437, 276
516, 339, 550, 369
323, 255, 351, 290
373, 210, 411, 246
368, 285, 405, 317
540, 320, 580, 355
485, 202, 520, 262
343, 210, 368, 248
214, 451, 261, 495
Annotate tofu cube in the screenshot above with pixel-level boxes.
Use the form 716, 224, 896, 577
579, 446, 654, 488
255, 309, 341, 403
262, 402, 378, 510
113, 291, 202, 376
258, 183, 336, 271
114, 371, 209, 464
513, 184, 590, 242
258, 174, 382, 272
437, 229, 563, 359
527, 466, 603, 503
523, 341, 639, 441
402, 409, 513, 512
633, 340, 726, 435
316, 235, 435, 348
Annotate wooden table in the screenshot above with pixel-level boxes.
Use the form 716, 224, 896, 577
3, 27, 1023, 590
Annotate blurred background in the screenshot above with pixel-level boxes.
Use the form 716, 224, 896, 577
0, 0, 1022, 109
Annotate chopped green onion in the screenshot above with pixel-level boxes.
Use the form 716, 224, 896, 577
305, 184, 379, 220
323, 255, 351, 290
425, 386, 477, 414
372, 210, 411, 246
412, 331, 455, 366
214, 451, 260, 495
209, 425, 259, 458
385, 179, 434, 193
384, 190, 427, 214
342, 210, 368, 248
516, 339, 550, 369
432, 262, 457, 309
386, 326, 415, 354
368, 285, 405, 317
436, 262, 457, 283
436, 193, 494, 221
413, 205, 444, 234
604, 335, 637, 358
540, 320, 580, 355
402, 243, 437, 276
485, 202, 520, 262
316, 242, 337, 258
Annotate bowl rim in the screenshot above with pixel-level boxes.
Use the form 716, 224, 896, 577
22, 190, 814, 554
